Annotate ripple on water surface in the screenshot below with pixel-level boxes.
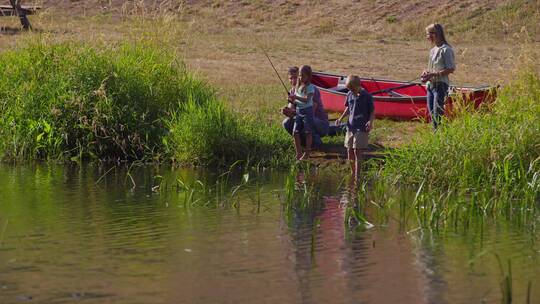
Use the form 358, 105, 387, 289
0, 164, 539, 303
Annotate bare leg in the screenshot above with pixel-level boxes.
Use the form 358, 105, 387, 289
294, 133, 303, 160
347, 148, 355, 178
354, 148, 362, 179
300, 133, 312, 160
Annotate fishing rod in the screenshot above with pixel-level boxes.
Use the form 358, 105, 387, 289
254, 37, 290, 95
370, 76, 422, 95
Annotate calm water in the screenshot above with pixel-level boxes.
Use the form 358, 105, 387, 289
0, 164, 538, 304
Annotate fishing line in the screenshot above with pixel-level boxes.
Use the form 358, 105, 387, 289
254, 35, 290, 95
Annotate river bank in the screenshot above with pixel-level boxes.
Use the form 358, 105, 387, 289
1, 3, 539, 304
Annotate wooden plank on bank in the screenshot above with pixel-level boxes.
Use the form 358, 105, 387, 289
0, 5, 40, 16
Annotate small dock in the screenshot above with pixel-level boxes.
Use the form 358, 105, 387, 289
309, 143, 386, 164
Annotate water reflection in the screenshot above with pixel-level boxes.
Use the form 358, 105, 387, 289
0, 164, 538, 303
283, 168, 427, 304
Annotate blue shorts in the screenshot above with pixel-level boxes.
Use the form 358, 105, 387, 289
293, 106, 314, 134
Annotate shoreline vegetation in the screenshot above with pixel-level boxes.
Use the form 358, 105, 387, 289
0, 41, 293, 166
375, 67, 540, 228
0, 39, 538, 226
0, 3, 539, 302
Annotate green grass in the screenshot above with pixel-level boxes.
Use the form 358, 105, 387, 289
377, 68, 540, 227
166, 99, 293, 166
0, 40, 294, 166
0, 219, 7, 247
450, 0, 540, 41
0, 40, 213, 161
281, 163, 325, 224
386, 16, 397, 24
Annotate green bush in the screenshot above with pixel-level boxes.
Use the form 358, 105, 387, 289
0, 41, 213, 161
0, 41, 293, 166
382, 69, 540, 202
167, 100, 293, 167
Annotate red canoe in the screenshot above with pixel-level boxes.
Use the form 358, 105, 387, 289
311, 71, 496, 121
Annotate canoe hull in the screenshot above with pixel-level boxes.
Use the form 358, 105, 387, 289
312, 72, 496, 121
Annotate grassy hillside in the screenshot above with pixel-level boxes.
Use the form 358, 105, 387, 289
35, 0, 540, 41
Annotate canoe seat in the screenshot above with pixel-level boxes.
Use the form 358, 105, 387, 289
388, 91, 406, 97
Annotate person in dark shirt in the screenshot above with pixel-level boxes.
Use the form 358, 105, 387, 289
336, 75, 374, 178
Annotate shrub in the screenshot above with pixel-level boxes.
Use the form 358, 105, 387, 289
0, 41, 213, 161
0, 41, 293, 166
382, 69, 540, 202
167, 100, 293, 167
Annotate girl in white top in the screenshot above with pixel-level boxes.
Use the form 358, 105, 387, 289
287, 65, 315, 160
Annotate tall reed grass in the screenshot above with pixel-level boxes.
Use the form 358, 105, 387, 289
0, 41, 293, 165
167, 100, 293, 167
0, 41, 212, 161
379, 69, 540, 226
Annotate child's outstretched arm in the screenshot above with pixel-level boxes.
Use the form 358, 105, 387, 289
365, 111, 375, 132
365, 95, 375, 132
336, 106, 349, 125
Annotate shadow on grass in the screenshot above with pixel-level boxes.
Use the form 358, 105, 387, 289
0, 26, 45, 35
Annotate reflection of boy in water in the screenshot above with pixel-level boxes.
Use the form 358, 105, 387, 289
285, 168, 350, 302
284, 170, 429, 303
